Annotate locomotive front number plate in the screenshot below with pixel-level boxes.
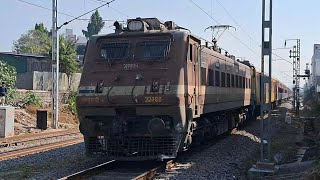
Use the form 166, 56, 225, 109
144, 96, 162, 103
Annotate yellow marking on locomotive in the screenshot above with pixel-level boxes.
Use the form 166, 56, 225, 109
144, 96, 162, 103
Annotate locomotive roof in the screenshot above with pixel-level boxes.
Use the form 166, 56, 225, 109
90, 30, 189, 43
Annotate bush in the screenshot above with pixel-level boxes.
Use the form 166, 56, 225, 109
68, 91, 77, 115
6, 88, 18, 105
0, 60, 17, 88
24, 91, 43, 107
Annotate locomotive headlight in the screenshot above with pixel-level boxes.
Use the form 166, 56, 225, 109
148, 118, 165, 134
128, 20, 143, 31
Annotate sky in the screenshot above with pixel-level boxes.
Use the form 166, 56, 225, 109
1, 0, 319, 88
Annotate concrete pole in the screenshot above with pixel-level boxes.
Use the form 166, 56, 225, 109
261, 0, 273, 161
52, 0, 59, 129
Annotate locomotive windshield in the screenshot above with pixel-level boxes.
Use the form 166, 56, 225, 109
98, 36, 172, 62
135, 39, 171, 60
100, 42, 129, 60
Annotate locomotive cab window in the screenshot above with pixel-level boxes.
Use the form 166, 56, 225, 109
135, 39, 171, 60
100, 42, 129, 60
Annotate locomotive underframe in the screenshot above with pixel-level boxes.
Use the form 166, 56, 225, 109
78, 104, 253, 161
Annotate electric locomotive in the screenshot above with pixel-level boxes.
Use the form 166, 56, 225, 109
77, 17, 284, 161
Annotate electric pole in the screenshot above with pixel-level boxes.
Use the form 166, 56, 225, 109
261, 0, 272, 162
286, 39, 301, 115
52, 0, 59, 129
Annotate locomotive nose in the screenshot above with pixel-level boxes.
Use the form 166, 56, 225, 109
148, 117, 166, 135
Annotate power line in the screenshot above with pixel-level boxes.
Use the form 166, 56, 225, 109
215, 0, 258, 46
214, 0, 291, 65
187, 0, 260, 59
58, 0, 116, 29
15, 0, 117, 22
91, 0, 130, 18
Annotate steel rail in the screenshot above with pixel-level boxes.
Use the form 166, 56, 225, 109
0, 129, 80, 148
58, 160, 116, 180
0, 137, 83, 160
59, 160, 172, 180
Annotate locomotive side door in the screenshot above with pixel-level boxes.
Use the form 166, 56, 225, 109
187, 37, 201, 118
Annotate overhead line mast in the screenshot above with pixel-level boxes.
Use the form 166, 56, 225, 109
261, 0, 273, 161
52, 0, 59, 129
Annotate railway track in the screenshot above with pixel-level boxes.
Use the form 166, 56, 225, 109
59, 160, 173, 180
0, 137, 83, 160
0, 129, 83, 160
0, 129, 80, 149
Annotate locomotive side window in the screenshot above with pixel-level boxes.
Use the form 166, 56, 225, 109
100, 42, 129, 60
231, 74, 235, 87
215, 70, 220, 87
189, 44, 193, 62
242, 77, 245, 89
136, 39, 171, 60
235, 75, 239, 88
208, 69, 214, 86
246, 78, 248, 88
221, 72, 226, 87
201, 67, 207, 85
227, 73, 231, 87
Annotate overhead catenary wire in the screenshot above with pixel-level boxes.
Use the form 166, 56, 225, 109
15, 0, 117, 22
214, 0, 291, 65
91, 0, 130, 18
57, 0, 116, 29
187, 0, 260, 59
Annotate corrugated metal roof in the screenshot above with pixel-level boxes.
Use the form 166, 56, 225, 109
0, 52, 47, 58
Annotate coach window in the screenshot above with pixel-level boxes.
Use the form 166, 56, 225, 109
235, 75, 239, 88
215, 70, 220, 87
221, 72, 226, 87
201, 67, 207, 85
231, 74, 235, 87
208, 69, 214, 86
227, 73, 231, 87
239, 76, 242, 89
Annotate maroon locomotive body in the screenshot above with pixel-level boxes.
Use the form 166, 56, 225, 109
76, 17, 287, 161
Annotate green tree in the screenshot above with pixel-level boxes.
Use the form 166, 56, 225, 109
59, 36, 79, 87
13, 29, 51, 55
35, 23, 49, 35
82, 10, 105, 39
13, 23, 79, 83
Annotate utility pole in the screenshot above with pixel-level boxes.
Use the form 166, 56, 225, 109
52, 0, 59, 129
261, 0, 272, 162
